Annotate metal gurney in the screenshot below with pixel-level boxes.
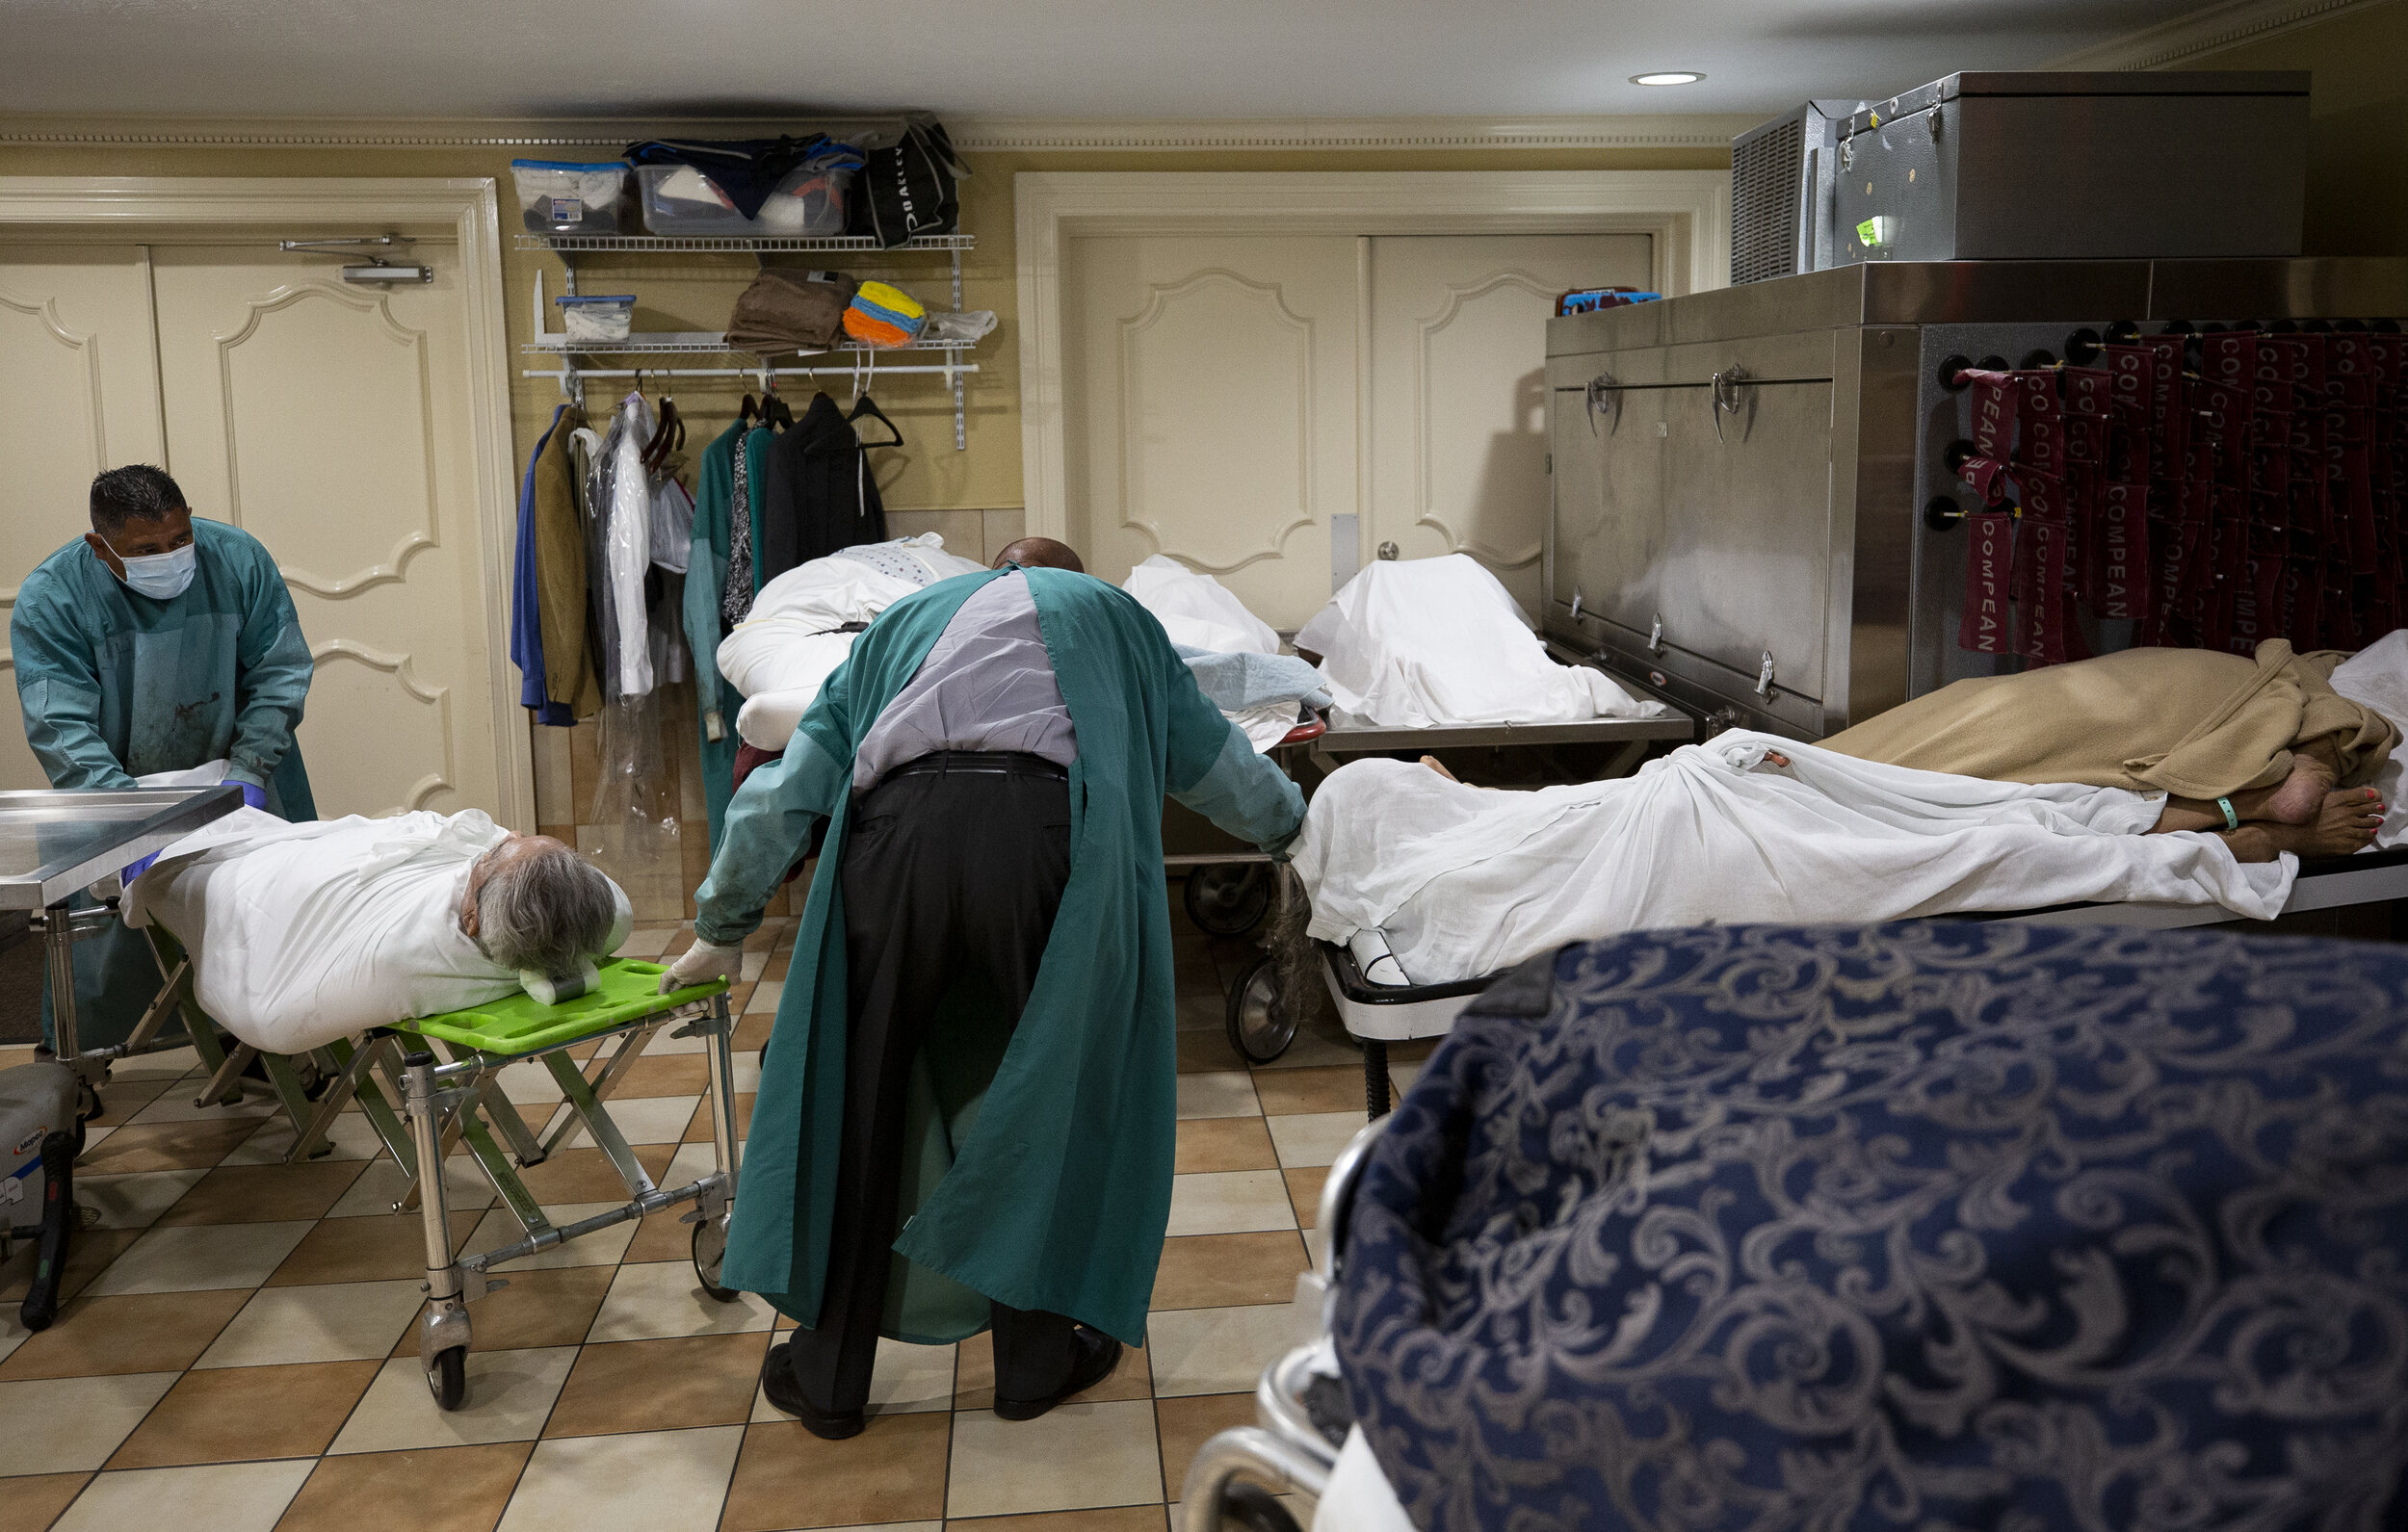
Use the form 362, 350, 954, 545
1175, 708, 1699, 945
1202, 704, 1695, 1073
135, 918, 744, 1412
1298, 842, 2408, 1123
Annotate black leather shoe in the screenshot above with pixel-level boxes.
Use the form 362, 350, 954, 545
994, 1328, 1124, 1422
758, 1341, 865, 1441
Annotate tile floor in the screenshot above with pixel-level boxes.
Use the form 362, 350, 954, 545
0, 897, 1426, 1532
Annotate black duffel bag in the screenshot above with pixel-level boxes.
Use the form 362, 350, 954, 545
848, 116, 969, 247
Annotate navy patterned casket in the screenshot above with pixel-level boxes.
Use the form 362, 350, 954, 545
1333, 922, 2408, 1532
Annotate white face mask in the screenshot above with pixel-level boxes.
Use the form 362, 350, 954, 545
101, 534, 197, 601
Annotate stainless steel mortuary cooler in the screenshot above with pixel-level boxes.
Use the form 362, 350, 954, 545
1543, 259, 2408, 739
1829, 72, 2309, 268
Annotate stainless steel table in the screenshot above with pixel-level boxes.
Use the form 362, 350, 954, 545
0, 787, 245, 1098
1307, 709, 1693, 777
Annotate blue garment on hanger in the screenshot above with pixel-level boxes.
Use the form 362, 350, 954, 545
511, 405, 575, 727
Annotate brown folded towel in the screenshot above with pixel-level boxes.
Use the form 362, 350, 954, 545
726, 269, 859, 351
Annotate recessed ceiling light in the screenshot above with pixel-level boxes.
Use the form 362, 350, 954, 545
1631, 71, 1704, 87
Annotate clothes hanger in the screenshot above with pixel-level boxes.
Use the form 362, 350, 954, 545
643, 394, 685, 473
759, 372, 794, 428
848, 392, 903, 449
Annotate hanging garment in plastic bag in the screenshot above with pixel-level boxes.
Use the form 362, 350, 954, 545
607, 392, 655, 697
587, 686, 682, 922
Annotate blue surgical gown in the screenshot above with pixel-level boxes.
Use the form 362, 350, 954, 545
12, 517, 316, 1050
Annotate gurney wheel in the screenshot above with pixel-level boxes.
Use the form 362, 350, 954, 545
1185, 864, 1270, 937
693, 1219, 741, 1304
1220, 1481, 1303, 1532
1225, 955, 1297, 1066
427, 1345, 467, 1411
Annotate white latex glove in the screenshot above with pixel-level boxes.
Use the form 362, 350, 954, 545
659, 938, 746, 995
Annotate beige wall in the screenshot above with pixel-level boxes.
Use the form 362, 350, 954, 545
0, 131, 1718, 850
2180, 0, 2408, 258
0, 139, 1727, 520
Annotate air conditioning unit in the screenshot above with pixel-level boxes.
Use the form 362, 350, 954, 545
1729, 101, 1860, 286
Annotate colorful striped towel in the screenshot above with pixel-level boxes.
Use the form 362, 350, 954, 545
842, 280, 928, 348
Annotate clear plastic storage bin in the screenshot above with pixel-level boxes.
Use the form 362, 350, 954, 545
637, 163, 853, 237
554, 295, 637, 345
512, 160, 637, 235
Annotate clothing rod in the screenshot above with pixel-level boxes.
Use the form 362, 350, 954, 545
521, 364, 979, 380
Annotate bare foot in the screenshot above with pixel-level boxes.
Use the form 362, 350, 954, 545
1419, 755, 1460, 783
2223, 789, 2384, 860
2256, 753, 2339, 826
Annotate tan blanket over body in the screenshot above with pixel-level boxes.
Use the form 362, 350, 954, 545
1820, 640, 2398, 798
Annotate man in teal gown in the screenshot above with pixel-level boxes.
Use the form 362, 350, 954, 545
11, 465, 316, 1053
661, 543, 1304, 1439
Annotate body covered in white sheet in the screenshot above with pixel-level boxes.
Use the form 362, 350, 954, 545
123, 808, 627, 1054
1119, 555, 1327, 750
717, 533, 986, 750
1293, 733, 2295, 984
1296, 554, 1664, 727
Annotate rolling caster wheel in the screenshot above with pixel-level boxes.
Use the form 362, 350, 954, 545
693, 1218, 740, 1304
1221, 1481, 1303, 1532
1185, 864, 1270, 937
1225, 954, 1297, 1066
427, 1345, 467, 1411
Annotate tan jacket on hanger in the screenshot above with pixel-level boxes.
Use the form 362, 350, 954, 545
535, 406, 603, 718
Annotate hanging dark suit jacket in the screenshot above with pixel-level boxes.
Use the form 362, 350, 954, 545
757, 392, 893, 584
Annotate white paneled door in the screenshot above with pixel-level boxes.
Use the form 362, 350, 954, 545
1, 240, 502, 818
1062, 230, 1650, 629
1064, 235, 1361, 630
1365, 235, 1652, 613
0, 246, 170, 793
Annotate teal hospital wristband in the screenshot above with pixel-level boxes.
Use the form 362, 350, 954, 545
2217, 796, 2239, 832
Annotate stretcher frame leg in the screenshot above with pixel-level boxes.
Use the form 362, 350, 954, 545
404, 1049, 473, 1409
534, 1022, 658, 1158
1363, 1040, 1391, 1120
543, 1043, 658, 1197
193, 1042, 256, 1110
406, 993, 739, 1410
477, 1080, 548, 1168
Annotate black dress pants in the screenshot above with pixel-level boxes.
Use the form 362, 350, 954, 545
783, 753, 1084, 1415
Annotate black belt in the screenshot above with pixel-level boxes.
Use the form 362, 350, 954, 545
887, 750, 1069, 782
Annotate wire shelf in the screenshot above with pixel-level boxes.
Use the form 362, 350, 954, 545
516, 233, 974, 254
521, 333, 977, 356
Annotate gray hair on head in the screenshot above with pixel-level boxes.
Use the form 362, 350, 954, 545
476, 841, 617, 979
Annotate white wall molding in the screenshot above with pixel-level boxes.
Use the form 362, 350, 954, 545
2051, 0, 2389, 70
1013, 169, 1730, 544
0, 112, 1753, 154
0, 175, 534, 832
955, 116, 1754, 151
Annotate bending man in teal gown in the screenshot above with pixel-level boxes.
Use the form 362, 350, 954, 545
11, 464, 317, 1052
659, 539, 1305, 1441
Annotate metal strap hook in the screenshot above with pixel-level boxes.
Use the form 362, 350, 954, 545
1585, 373, 1622, 435
1711, 366, 1749, 443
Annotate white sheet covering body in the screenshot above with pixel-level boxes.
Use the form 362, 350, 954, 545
1121, 554, 1280, 655
124, 808, 537, 1053
1296, 555, 1665, 727
1293, 732, 2295, 984
716, 534, 985, 750
1120, 555, 1322, 750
